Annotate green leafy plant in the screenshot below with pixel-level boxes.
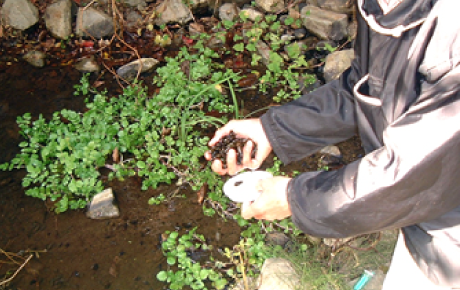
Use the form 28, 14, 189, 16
0, 48, 241, 212
157, 228, 228, 290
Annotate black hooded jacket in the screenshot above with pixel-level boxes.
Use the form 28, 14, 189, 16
260, 0, 460, 286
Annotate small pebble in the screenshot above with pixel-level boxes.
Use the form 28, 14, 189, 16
294, 28, 307, 39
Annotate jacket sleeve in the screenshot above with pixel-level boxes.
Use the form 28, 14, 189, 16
260, 66, 360, 163
286, 66, 460, 238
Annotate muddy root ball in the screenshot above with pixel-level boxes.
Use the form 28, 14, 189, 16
209, 131, 257, 168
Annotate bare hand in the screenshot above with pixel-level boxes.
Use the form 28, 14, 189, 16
204, 118, 272, 176
241, 176, 292, 221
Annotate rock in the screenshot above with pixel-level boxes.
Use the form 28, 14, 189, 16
266, 232, 290, 247
120, 0, 147, 9
75, 7, 115, 38
74, 55, 100, 73
23, 51, 46, 68
317, 0, 354, 14
320, 145, 341, 158
230, 276, 259, 290
258, 258, 302, 290
155, 0, 192, 26
294, 27, 308, 39
125, 10, 143, 31
323, 236, 355, 247
280, 34, 295, 43
1, 0, 39, 30
219, 3, 240, 22
255, 40, 271, 66
323, 48, 354, 83
300, 5, 348, 40
44, 0, 73, 40
116, 57, 160, 81
240, 8, 264, 22
209, 0, 252, 12
86, 188, 120, 219
206, 35, 225, 49
256, 0, 285, 13
347, 20, 358, 40
189, 22, 205, 37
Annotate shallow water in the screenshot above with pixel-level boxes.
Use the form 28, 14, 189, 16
0, 63, 242, 290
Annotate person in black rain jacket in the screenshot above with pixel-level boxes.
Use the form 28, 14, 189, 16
205, 0, 460, 288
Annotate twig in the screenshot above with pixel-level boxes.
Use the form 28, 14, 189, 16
0, 254, 33, 287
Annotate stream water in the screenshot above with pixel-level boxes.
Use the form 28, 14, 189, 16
0, 63, 244, 290
0, 59, 365, 290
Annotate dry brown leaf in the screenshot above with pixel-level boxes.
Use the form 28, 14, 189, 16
112, 147, 120, 163
189, 22, 205, 33
197, 183, 208, 204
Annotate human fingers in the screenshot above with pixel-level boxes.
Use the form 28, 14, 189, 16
204, 150, 212, 161
226, 149, 241, 176
241, 201, 257, 219
241, 140, 258, 169
210, 159, 228, 176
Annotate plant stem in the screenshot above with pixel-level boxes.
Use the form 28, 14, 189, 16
228, 80, 240, 120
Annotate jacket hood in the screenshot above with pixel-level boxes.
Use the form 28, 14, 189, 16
358, 0, 435, 37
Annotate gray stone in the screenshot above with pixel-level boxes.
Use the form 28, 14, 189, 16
219, 3, 240, 22
206, 35, 225, 49
258, 258, 302, 290
317, 0, 354, 14
266, 232, 290, 247
280, 34, 295, 43
23, 51, 46, 68
347, 20, 358, 40
323, 236, 355, 247
230, 276, 259, 290
86, 188, 120, 219
320, 145, 342, 158
155, 0, 192, 25
120, 0, 147, 9
44, 0, 73, 40
294, 27, 307, 39
209, 0, 252, 12
189, 22, 205, 37
75, 7, 115, 38
300, 5, 348, 40
240, 8, 264, 22
1, 0, 39, 30
74, 55, 100, 73
256, 0, 285, 13
324, 48, 354, 83
116, 58, 160, 81
125, 10, 143, 31
256, 40, 271, 66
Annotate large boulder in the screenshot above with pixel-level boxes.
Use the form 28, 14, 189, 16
1, 0, 39, 30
